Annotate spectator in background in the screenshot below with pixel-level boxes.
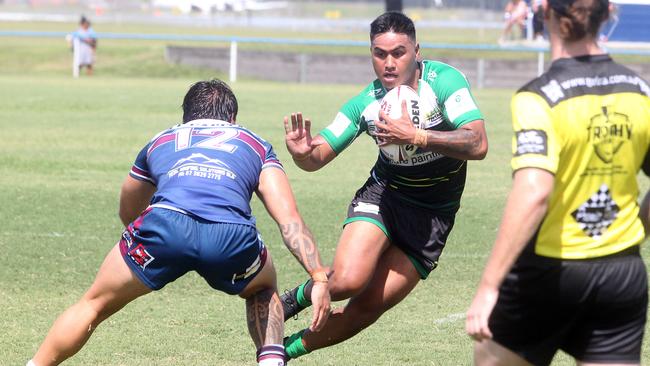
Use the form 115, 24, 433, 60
500, 0, 529, 43
531, 0, 545, 41
70, 16, 97, 76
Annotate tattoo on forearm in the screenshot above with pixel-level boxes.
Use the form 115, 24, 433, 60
280, 221, 322, 273
424, 128, 482, 158
246, 289, 283, 348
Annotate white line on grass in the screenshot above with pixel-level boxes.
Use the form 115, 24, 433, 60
434, 312, 466, 325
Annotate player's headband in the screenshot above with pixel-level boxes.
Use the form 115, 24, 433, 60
548, 0, 609, 16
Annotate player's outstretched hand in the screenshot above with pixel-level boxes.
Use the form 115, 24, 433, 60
284, 112, 316, 160
308, 281, 330, 332
465, 285, 498, 342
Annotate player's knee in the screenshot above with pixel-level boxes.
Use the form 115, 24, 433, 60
74, 298, 106, 330
328, 272, 367, 300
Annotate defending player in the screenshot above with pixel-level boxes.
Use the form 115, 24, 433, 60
281, 11, 488, 360
28, 79, 330, 366
466, 1, 650, 365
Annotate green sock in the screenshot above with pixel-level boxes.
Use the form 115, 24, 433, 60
284, 329, 309, 359
296, 280, 312, 308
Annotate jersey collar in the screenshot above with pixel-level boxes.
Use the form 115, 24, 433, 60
184, 119, 237, 127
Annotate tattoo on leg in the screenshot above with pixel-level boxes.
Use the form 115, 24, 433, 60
246, 288, 283, 349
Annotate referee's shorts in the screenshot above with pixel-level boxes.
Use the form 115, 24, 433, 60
489, 245, 648, 365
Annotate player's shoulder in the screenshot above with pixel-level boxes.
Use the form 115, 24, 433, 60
518, 55, 650, 107
237, 124, 272, 147
338, 80, 385, 118
349, 79, 385, 104
421, 60, 468, 83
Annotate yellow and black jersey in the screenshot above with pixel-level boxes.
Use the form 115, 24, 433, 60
511, 54, 650, 259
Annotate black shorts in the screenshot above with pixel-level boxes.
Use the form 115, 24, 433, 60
490, 246, 648, 365
533, 9, 544, 34
344, 177, 455, 279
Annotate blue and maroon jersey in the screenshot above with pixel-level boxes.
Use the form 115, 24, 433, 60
129, 119, 283, 226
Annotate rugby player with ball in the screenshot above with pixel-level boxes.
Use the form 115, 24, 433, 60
281, 11, 488, 361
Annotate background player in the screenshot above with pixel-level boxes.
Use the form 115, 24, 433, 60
466, 0, 650, 365
69, 16, 97, 76
28, 79, 330, 366
281, 11, 488, 360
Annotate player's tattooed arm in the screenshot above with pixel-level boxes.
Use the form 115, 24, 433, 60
256, 167, 331, 331
420, 119, 488, 160
256, 167, 327, 275
376, 102, 487, 161
280, 221, 324, 274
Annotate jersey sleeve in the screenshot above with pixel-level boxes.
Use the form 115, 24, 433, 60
433, 66, 484, 128
129, 143, 156, 185
510, 91, 560, 174
262, 144, 284, 171
319, 96, 368, 155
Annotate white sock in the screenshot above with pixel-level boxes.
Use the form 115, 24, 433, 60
258, 358, 284, 366
257, 344, 285, 366
26, 360, 37, 366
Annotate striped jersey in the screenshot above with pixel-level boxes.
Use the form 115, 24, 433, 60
319, 60, 484, 214
129, 119, 283, 226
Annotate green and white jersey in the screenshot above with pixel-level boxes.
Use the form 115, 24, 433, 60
320, 60, 484, 214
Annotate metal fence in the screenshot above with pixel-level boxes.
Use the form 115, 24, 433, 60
3, 30, 650, 87
337, 0, 509, 11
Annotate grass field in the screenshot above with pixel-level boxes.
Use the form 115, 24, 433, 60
1, 24, 649, 366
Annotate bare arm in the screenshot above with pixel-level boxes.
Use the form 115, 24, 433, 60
466, 168, 554, 340
255, 167, 331, 330
283, 112, 337, 171
418, 120, 488, 160
376, 101, 488, 160
119, 176, 156, 226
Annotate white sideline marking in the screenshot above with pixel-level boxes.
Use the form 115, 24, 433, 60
434, 312, 465, 325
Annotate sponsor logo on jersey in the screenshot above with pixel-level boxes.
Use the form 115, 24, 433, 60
541, 80, 565, 103
587, 107, 631, 163
367, 88, 385, 97
423, 107, 444, 129
168, 153, 236, 181
426, 70, 438, 82
571, 184, 619, 238
515, 129, 548, 156
128, 244, 155, 270
411, 99, 421, 126
382, 150, 444, 166
561, 74, 650, 96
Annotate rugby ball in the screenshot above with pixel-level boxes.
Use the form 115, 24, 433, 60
376, 85, 423, 162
